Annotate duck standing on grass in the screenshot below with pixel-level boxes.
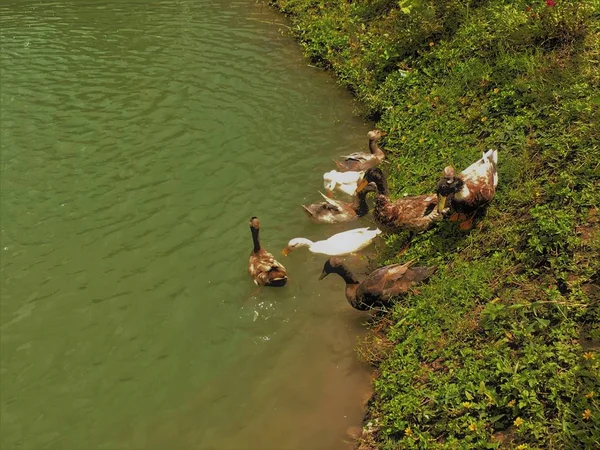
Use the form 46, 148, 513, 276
334, 129, 386, 172
248, 217, 288, 287
435, 149, 498, 230
301, 182, 377, 224
318, 257, 437, 311
356, 167, 447, 233
282, 227, 382, 257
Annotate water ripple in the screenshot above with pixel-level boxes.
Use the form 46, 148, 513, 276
1, 1, 372, 450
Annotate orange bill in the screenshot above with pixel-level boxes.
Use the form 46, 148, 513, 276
355, 178, 369, 193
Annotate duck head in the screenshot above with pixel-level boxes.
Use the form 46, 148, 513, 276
318, 257, 345, 280
355, 167, 388, 196
358, 181, 378, 196
435, 166, 463, 212
367, 129, 386, 141
282, 237, 313, 256
249, 216, 260, 229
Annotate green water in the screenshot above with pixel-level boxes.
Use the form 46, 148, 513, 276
0, 1, 375, 449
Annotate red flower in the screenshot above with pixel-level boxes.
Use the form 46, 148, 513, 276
525, 6, 532, 11
546, 0, 556, 6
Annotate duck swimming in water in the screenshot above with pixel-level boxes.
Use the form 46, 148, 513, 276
282, 227, 382, 257
435, 149, 498, 230
334, 129, 386, 172
323, 169, 365, 197
248, 217, 288, 287
318, 257, 436, 311
301, 182, 377, 224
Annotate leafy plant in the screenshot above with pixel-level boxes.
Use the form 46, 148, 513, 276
270, 0, 600, 447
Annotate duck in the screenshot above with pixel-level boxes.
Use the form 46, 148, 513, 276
248, 217, 288, 287
323, 169, 365, 197
318, 257, 437, 311
282, 227, 382, 257
356, 167, 447, 234
301, 182, 378, 224
334, 129, 387, 172
435, 149, 498, 230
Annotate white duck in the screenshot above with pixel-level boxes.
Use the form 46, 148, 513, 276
282, 227, 382, 256
323, 169, 365, 197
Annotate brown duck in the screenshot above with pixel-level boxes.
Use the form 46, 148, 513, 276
248, 217, 287, 287
301, 182, 377, 224
318, 257, 436, 310
334, 130, 386, 172
435, 149, 498, 230
356, 167, 446, 233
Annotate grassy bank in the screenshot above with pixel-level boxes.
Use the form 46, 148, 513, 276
270, 0, 599, 448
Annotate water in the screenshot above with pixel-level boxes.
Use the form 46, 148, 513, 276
0, 1, 375, 448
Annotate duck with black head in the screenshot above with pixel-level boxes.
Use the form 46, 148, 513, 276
435, 149, 498, 230
247, 216, 287, 287
318, 257, 437, 311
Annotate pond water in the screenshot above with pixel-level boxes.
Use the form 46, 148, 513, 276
0, 1, 375, 448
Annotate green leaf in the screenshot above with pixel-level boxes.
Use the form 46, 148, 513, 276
489, 414, 506, 424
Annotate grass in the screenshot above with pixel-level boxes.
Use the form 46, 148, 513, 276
269, 0, 599, 448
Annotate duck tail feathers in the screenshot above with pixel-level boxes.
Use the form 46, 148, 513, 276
411, 265, 437, 282
483, 148, 498, 165
301, 205, 315, 218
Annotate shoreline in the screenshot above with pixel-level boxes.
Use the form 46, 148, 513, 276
268, 1, 600, 448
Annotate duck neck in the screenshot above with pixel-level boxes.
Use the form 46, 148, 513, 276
334, 266, 361, 308
333, 264, 360, 285
292, 238, 314, 249
369, 138, 384, 158
251, 227, 261, 253
330, 265, 363, 309
345, 284, 362, 308
375, 194, 390, 210
376, 175, 390, 197
352, 190, 370, 216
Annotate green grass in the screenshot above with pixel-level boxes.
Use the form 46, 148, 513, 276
269, 0, 600, 448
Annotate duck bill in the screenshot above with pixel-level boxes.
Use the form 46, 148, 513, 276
437, 195, 447, 213
325, 190, 334, 199
281, 247, 291, 256
318, 270, 328, 281
355, 178, 368, 194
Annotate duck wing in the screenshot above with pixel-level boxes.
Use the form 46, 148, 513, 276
336, 154, 379, 172
458, 149, 498, 206
358, 262, 436, 301
249, 249, 287, 286
340, 151, 372, 162
313, 228, 379, 255
375, 194, 441, 232
302, 194, 356, 223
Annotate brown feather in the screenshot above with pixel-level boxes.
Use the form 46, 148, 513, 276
373, 193, 441, 233
334, 130, 386, 172
441, 150, 498, 215
248, 249, 288, 287
320, 258, 436, 311
248, 218, 287, 287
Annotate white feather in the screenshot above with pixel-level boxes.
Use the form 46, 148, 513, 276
286, 227, 381, 256
323, 170, 365, 196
